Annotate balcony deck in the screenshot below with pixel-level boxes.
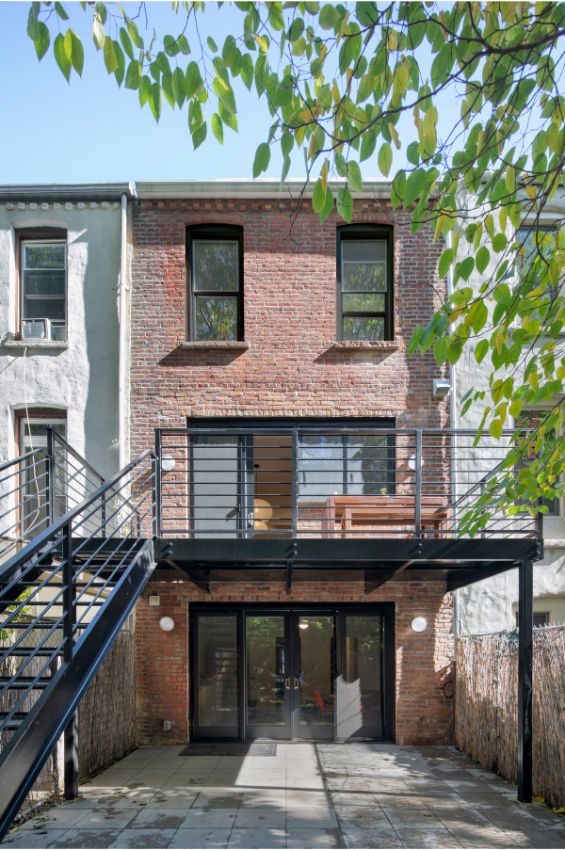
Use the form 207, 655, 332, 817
154, 425, 542, 591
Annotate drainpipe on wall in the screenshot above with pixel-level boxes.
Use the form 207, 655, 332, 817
446, 230, 460, 637
118, 189, 132, 471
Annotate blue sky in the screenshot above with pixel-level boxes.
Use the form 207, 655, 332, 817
1, 1, 447, 186
1, 1, 292, 184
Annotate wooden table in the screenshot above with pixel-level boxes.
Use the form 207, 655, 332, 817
322, 495, 449, 538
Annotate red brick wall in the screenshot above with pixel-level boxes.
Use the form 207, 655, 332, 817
130, 197, 448, 453
135, 573, 453, 746
131, 194, 453, 746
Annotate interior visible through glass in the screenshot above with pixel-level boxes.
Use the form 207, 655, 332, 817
298, 615, 334, 729
196, 614, 239, 736
246, 615, 287, 726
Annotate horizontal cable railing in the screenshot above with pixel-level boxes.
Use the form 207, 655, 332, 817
156, 427, 539, 540
0, 448, 156, 750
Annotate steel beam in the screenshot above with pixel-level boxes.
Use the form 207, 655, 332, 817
517, 559, 533, 803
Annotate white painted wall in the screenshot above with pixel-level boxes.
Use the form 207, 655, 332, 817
453, 196, 565, 634
0, 200, 123, 479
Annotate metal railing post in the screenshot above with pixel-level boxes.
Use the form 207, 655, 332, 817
291, 429, 298, 537
154, 430, 162, 538
46, 427, 55, 527
415, 430, 422, 537
62, 520, 78, 799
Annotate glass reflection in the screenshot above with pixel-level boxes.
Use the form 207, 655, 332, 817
298, 616, 334, 729
246, 616, 287, 726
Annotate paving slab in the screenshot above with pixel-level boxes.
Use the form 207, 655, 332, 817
2, 742, 564, 849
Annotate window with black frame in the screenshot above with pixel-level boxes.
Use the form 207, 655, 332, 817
299, 433, 395, 499
187, 225, 243, 341
337, 225, 393, 341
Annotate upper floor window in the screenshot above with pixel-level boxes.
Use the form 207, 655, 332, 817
19, 231, 67, 341
187, 225, 243, 341
337, 225, 393, 341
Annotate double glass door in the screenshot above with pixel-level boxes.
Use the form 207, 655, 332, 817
192, 607, 392, 742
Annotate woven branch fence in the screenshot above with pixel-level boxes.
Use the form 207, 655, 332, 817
455, 627, 565, 808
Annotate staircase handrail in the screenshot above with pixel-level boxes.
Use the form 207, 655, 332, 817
0, 448, 155, 584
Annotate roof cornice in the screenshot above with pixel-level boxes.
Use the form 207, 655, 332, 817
0, 183, 135, 202
134, 178, 393, 200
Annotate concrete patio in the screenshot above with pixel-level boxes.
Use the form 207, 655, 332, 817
1, 743, 564, 849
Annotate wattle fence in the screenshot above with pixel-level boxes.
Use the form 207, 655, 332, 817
455, 627, 565, 808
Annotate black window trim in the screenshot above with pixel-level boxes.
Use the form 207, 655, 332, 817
187, 224, 244, 342
336, 224, 394, 341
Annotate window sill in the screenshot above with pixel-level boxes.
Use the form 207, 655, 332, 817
177, 340, 249, 351
2, 339, 68, 351
330, 340, 399, 351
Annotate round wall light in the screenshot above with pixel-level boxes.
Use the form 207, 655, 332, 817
411, 616, 428, 633
159, 616, 175, 632
161, 455, 176, 472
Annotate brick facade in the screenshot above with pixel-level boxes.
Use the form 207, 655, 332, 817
130, 192, 452, 747
135, 574, 453, 747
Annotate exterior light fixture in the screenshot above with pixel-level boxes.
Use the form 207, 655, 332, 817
411, 617, 427, 633
299, 620, 309, 630
159, 616, 175, 632
433, 378, 451, 398
161, 455, 176, 472
408, 454, 424, 471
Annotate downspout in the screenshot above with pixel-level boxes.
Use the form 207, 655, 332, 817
446, 229, 460, 637
118, 188, 132, 470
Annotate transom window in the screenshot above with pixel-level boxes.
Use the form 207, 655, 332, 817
337, 225, 393, 341
187, 225, 243, 341
20, 236, 67, 341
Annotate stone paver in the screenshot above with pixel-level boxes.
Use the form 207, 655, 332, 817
1, 743, 564, 848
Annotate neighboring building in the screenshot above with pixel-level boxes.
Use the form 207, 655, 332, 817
453, 196, 565, 634
0, 183, 132, 486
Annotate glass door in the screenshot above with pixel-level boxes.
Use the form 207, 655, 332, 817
245, 613, 292, 739
193, 613, 240, 738
293, 613, 335, 739
336, 613, 386, 739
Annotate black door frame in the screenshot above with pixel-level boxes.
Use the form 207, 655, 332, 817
189, 602, 395, 743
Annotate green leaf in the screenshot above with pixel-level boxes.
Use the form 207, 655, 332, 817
289, 17, 305, 42
103, 36, 119, 73
360, 133, 376, 163
192, 122, 207, 150
493, 233, 508, 252
33, 20, 50, 61
312, 178, 326, 214
347, 161, 362, 192
207, 35, 218, 52
457, 256, 474, 282
319, 186, 334, 223
469, 300, 488, 333
319, 4, 338, 29
476, 246, 490, 274
148, 82, 161, 122
377, 142, 393, 177
54, 2, 69, 20
475, 339, 489, 364
489, 419, 503, 440
438, 248, 453, 279
240, 53, 253, 89
433, 336, 449, 366
253, 142, 271, 177
119, 27, 134, 60
172, 66, 186, 106
125, 60, 140, 90
126, 18, 143, 50
185, 61, 203, 97
53, 33, 71, 81
211, 113, 223, 144
163, 34, 179, 57
403, 168, 425, 206
336, 187, 353, 222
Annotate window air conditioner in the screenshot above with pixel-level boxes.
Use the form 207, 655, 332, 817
21, 318, 52, 340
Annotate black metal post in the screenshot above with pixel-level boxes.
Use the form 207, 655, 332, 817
154, 430, 162, 538
517, 558, 533, 803
46, 427, 55, 527
414, 430, 422, 536
62, 521, 78, 799
101, 491, 107, 536
291, 429, 298, 537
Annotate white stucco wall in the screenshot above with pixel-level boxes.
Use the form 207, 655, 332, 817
453, 196, 565, 634
0, 200, 123, 479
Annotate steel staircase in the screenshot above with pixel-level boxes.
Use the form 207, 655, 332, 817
0, 433, 157, 839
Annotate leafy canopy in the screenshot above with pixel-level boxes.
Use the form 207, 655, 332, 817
27, 1, 565, 532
